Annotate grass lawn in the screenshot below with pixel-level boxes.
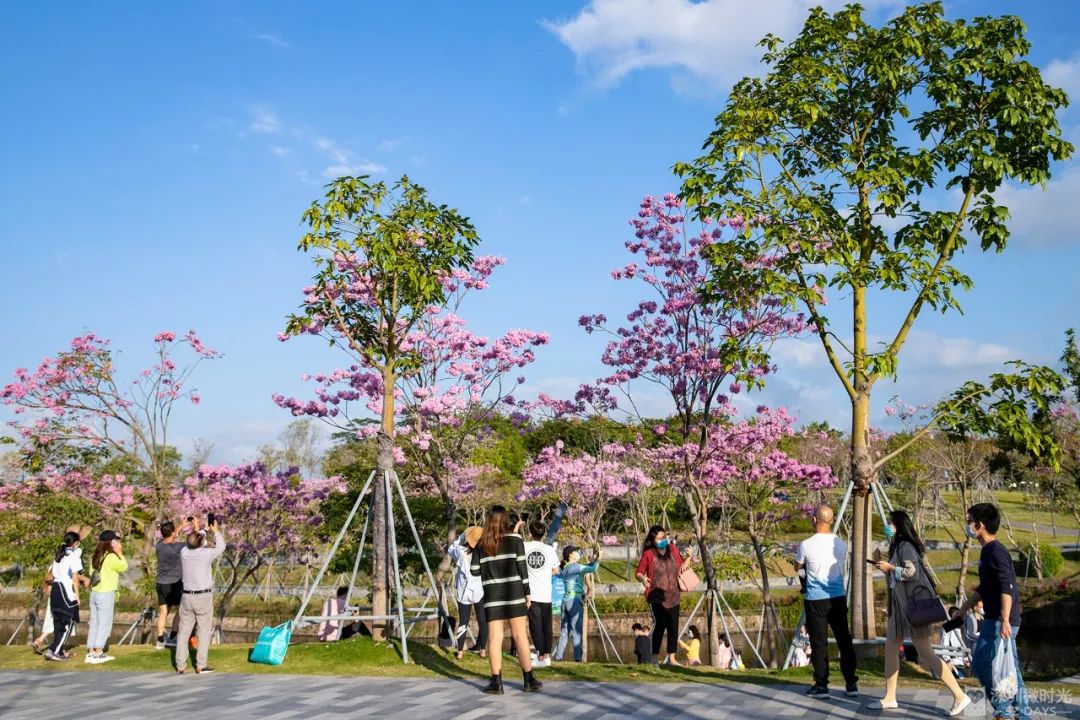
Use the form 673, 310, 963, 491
0, 637, 1066, 693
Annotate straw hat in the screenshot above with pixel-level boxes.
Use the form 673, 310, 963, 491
465, 526, 483, 548
66, 524, 93, 540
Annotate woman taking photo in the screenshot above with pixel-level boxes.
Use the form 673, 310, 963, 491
85, 530, 128, 664
470, 506, 541, 695
870, 510, 971, 715
635, 525, 692, 665
553, 545, 598, 662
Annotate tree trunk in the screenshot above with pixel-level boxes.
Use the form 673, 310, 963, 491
373, 432, 393, 642
749, 532, 780, 667
216, 558, 261, 637
956, 537, 971, 605
686, 496, 722, 667
435, 489, 458, 583
849, 391, 877, 640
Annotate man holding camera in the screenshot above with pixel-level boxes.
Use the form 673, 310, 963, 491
174, 516, 226, 675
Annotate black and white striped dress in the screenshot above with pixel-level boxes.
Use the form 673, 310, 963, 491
470, 533, 530, 621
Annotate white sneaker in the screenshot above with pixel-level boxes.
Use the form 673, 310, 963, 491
99, 654, 116, 663
84, 654, 105, 665
542, 657, 552, 668
946, 694, 972, 717
870, 700, 899, 710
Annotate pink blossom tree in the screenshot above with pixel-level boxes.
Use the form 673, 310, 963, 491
1, 331, 219, 542
173, 463, 344, 633
276, 254, 548, 580
650, 406, 835, 663
538, 194, 805, 664
521, 440, 652, 549
277, 175, 502, 639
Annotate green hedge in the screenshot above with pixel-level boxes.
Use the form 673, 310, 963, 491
1020, 543, 1065, 578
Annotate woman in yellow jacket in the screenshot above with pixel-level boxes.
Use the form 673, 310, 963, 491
86, 531, 128, 664
679, 625, 702, 666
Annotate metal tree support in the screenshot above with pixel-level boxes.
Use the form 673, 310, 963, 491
586, 595, 623, 663
292, 468, 445, 664
117, 607, 157, 645
679, 585, 768, 668
780, 479, 894, 670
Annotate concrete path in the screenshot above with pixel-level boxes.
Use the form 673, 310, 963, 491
1, 670, 1077, 719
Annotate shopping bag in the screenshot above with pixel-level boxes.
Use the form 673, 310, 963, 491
250, 621, 293, 666
992, 636, 1018, 700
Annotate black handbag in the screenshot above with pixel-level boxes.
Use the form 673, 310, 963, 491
903, 552, 948, 627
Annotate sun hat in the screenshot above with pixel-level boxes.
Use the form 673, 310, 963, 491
465, 526, 483, 548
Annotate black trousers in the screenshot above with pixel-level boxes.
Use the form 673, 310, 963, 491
49, 611, 75, 654
527, 601, 553, 655
650, 602, 679, 655
458, 601, 488, 651
805, 596, 858, 687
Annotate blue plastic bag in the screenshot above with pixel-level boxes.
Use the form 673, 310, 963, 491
250, 621, 293, 665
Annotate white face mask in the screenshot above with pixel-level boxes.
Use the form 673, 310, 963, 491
568, 553, 580, 565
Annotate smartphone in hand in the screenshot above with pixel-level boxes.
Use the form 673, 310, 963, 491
942, 617, 963, 633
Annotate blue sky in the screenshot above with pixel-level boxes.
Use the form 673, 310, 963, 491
2, 0, 1079, 464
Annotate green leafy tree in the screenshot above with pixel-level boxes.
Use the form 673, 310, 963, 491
676, 2, 1072, 638
283, 175, 479, 640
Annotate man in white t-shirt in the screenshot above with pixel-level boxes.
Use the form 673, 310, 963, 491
794, 504, 858, 699
524, 520, 560, 667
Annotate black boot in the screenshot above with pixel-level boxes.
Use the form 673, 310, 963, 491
523, 669, 543, 693
481, 674, 504, 695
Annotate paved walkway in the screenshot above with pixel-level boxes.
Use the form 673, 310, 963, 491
1, 671, 1077, 719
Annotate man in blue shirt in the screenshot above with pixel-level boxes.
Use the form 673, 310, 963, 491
957, 503, 1030, 720
794, 504, 858, 698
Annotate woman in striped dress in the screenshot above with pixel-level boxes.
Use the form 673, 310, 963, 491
470, 506, 542, 695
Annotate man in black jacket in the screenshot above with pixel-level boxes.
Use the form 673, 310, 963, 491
956, 504, 1030, 720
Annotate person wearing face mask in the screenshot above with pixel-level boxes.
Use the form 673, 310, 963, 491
635, 526, 692, 665
794, 505, 858, 699
870, 510, 971, 715
954, 504, 1029, 720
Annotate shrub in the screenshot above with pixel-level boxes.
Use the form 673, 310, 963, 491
1020, 543, 1064, 578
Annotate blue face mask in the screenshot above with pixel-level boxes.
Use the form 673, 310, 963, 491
964, 523, 978, 540
883, 524, 895, 541
656, 538, 670, 550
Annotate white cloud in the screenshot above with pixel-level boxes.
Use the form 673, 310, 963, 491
991, 165, 1080, 246
249, 107, 281, 135
321, 162, 386, 178
545, 0, 893, 91
314, 137, 385, 177
376, 138, 403, 151
248, 29, 290, 49
896, 331, 1016, 371
268, 145, 291, 158
1044, 53, 1080, 103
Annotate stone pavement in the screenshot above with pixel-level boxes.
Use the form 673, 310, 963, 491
1, 671, 1077, 720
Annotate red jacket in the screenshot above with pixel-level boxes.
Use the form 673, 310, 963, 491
636, 545, 684, 601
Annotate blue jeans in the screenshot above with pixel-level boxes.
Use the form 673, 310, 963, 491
87, 591, 116, 650
971, 621, 1030, 720
554, 597, 583, 662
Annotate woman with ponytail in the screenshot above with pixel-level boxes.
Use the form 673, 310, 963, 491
45, 530, 85, 661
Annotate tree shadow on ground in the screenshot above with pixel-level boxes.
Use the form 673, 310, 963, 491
405, 642, 487, 682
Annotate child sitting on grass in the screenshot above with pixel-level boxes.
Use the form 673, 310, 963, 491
632, 623, 654, 665
679, 625, 702, 666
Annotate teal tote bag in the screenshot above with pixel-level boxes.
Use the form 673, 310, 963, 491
250, 621, 293, 665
